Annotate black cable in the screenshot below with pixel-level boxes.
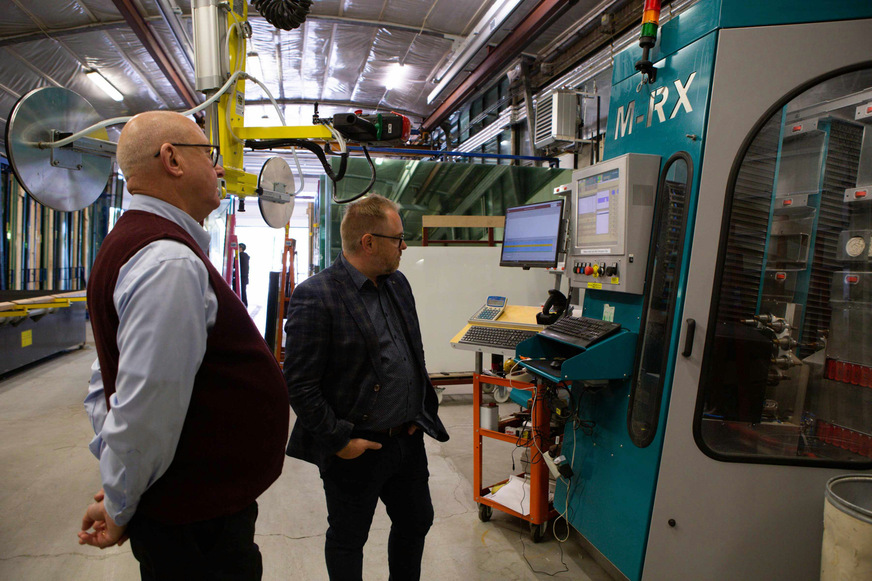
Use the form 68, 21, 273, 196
332, 145, 375, 204
516, 475, 570, 577
245, 138, 347, 183
250, 0, 312, 31
246, 139, 376, 204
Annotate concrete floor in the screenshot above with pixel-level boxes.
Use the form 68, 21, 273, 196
0, 334, 615, 581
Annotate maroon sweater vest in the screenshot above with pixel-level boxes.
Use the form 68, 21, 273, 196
87, 210, 289, 524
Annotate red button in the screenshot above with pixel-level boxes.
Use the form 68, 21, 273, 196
584, 266, 594, 275
783, 199, 793, 206
856, 190, 867, 198
775, 272, 786, 281
846, 275, 860, 284
792, 125, 802, 132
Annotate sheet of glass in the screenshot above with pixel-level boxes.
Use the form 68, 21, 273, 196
322, 158, 571, 264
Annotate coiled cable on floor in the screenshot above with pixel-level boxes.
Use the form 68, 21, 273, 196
250, 0, 312, 31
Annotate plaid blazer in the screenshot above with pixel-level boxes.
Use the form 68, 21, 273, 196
283, 255, 449, 472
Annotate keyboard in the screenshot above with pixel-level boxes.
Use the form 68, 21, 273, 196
459, 326, 538, 350
539, 316, 621, 349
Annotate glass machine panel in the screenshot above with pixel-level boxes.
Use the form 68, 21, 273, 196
629, 156, 691, 447
568, 153, 661, 294
699, 68, 872, 465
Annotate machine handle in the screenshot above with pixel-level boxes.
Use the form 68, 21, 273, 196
682, 318, 696, 357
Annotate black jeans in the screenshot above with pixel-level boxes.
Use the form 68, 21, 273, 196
321, 429, 433, 581
127, 501, 262, 581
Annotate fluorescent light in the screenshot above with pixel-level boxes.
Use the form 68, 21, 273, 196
86, 70, 124, 102
247, 52, 264, 80
427, 0, 524, 104
385, 63, 405, 91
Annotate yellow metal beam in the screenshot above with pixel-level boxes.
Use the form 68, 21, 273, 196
0, 310, 29, 318
223, 167, 259, 198
236, 125, 333, 140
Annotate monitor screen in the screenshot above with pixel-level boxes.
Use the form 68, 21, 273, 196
500, 199, 564, 268
575, 167, 620, 249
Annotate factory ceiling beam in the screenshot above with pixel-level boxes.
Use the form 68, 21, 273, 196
244, 98, 423, 121
421, 0, 577, 133
0, 17, 173, 48
111, 0, 199, 109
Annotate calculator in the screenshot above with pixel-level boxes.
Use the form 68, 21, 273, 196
468, 296, 507, 323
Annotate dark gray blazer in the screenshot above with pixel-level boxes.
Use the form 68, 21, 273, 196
283, 255, 449, 472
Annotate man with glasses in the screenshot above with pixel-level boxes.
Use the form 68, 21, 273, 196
284, 194, 449, 581
78, 111, 289, 580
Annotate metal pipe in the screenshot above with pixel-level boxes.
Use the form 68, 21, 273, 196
343, 145, 560, 167
155, 0, 195, 70
422, 0, 577, 133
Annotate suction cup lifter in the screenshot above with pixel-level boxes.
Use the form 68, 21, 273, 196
5, 87, 118, 212
4, 0, 414, 224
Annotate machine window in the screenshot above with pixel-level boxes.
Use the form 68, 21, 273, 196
629, 154, 691, 448
698, 68, 872, 465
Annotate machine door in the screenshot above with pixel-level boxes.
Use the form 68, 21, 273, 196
644, 19, 872, 581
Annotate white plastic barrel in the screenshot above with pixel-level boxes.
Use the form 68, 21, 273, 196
821, 475, 872, 580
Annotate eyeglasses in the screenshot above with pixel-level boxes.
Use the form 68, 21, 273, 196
370, 233, 406, 248
153, 143, 221, 167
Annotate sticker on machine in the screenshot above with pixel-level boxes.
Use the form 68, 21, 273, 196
235, 90, 245, 116
580, 249, 611, 254
587, 282, 603, 290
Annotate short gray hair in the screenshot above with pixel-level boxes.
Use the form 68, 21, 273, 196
340, 194, 399, 254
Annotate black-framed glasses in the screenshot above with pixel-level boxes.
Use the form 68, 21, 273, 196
370, 233, 406, 248
153, 143, 221, 167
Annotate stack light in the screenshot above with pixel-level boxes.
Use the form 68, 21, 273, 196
639, 0, 661, 49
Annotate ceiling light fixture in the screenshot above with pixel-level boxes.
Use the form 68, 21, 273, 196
86, 70, 124, 102
385, 63, 405, 91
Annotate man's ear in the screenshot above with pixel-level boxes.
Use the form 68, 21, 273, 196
360, 233, 375, 255
157, 144, 184, 178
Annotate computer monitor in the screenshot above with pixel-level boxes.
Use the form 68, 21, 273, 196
500, 199, 564, 268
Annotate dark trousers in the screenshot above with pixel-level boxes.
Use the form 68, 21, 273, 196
321, 429, 433, 581
127, 502, 262, 581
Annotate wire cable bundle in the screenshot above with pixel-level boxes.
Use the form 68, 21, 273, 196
250, 0, 312, 31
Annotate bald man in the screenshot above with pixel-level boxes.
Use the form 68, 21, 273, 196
78, 111, 289, 580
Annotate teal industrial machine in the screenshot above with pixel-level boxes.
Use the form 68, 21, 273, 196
516, 1, 872, 579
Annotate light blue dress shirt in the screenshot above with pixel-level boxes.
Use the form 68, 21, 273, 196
84, 195, 219, 526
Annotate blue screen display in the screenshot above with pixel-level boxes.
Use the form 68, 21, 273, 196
500, 199, 564, 268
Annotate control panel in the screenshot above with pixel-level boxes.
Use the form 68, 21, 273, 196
567, 153, 661, 294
